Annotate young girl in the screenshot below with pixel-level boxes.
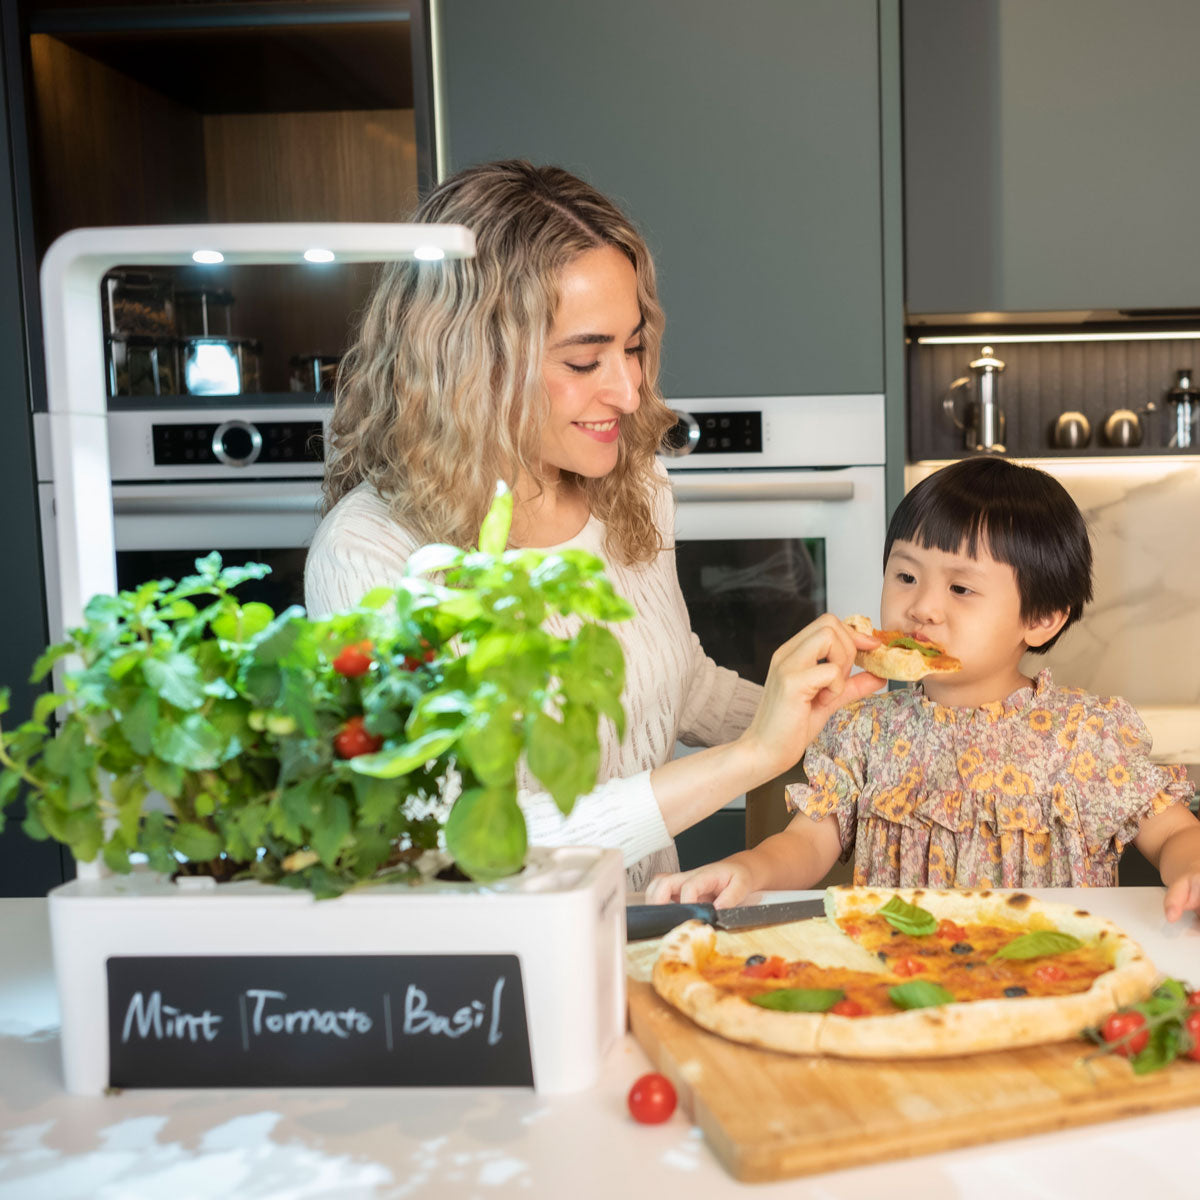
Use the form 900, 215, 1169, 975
646, 457, 1200, 922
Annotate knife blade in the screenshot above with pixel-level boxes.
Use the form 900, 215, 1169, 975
625, 897, 827, 942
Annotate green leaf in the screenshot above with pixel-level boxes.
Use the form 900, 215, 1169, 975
888, 980, 955, 1010
526, 707, 598, 815
749, 988, 844, 1012
878, 896, 938, 937
352, 774, 401, 827
151, 712, 226, 770
102, 837, 133, 875
477, 483, 513, 555
29, 642, 73, 684
405, 544, 465, 577
888, 636, 938, 658
143, 756, 184, 799
142, 653, 206, 711
457, 706, 522, 788
170, 821, 223, 862
1132, 1019, 1183, 1076
121, 689, 159, 756
444, 785, 526, 882
310, 792, 351, 866
348, 730, 457, 779
32, 692, 68, 725
991, 930, 1083, 961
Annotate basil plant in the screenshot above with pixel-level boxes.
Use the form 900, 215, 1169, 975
0, 486, 632, 896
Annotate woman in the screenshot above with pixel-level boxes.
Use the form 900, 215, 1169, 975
305, 160, 881, 890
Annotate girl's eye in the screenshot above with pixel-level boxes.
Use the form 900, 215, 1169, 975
895, 571, 915, 584
566, 361, 600, 375
950, 584, 973, 596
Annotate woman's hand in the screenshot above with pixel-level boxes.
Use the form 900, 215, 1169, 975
737, 613, 884, 780
645, 859, 757, 909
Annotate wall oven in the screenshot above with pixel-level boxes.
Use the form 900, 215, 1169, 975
659, 393, 887, 868
35, 402, 330, 646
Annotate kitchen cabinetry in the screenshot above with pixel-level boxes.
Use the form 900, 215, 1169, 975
904, 0, 1200, 316
437, 0, 896, 401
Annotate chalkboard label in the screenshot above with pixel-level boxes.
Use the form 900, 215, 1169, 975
106, 955, 534, 1088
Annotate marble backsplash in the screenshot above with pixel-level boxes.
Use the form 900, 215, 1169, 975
905, 457, 1200, 708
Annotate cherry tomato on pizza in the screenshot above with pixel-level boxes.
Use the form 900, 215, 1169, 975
333, 715, 383, 759
742, 955, 788, 979
830, 999, 865, 1017
1100, 1011, 1149, 1057
332, 640, 374, 677
1034, 962, 1067, 983
627, 1073, 677, 1124
893, 957, 927, 977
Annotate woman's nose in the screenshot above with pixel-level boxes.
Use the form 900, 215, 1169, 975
602, 353, 641, 412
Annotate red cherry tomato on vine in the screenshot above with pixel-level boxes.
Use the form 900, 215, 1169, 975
831, 999, 865, 1017
333, 715, 383, 759
627, 1072, 677, 1124
1100, 1011, 1149, 1057
332, 640, 373, 677
1184, 1011, 1200, 1062
893, 957, 926, 977
1187, 990, 1200, 1009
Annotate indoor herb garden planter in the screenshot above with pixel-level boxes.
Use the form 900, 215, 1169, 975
0, 486, 630, 1094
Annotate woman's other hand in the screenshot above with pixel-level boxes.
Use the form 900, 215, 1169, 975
738, 613, 883, 780
644, 859, 757, 909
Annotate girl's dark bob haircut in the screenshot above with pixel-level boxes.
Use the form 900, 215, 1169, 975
884, 457, 1092, 654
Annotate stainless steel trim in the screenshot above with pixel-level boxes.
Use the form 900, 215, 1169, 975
660, 408, 701, 457
670, 478, 855, 502
113, 493, 319, 517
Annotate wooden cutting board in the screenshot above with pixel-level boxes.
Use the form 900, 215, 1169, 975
628, 977, 1200, 1183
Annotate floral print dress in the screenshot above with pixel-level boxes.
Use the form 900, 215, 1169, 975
785, 670, 1194, 888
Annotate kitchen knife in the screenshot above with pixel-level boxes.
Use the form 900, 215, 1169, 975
625, 898, 827, 942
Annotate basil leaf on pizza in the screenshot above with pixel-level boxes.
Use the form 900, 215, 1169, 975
888, 636, 938, 658
991, 930, 1083, 961
749, 988, 844, 1013
878, 896, 937, 937
888, 980, 955, 1010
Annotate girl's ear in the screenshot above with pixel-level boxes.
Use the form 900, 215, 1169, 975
1024, 609, 1070, 649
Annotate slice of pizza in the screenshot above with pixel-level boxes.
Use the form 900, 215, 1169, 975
651, 886, 1158, 1059
845, 614, 961, 681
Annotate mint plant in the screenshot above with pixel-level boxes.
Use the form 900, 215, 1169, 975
0, 486, 632, 896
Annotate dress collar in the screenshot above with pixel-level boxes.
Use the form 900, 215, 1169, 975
912, 667, 1054, 725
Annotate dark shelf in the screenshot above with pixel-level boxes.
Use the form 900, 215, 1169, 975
107, 391, 331, 411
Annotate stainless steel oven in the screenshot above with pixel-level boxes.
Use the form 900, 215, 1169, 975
659, 393, 887, 868
34, 402, 331, 645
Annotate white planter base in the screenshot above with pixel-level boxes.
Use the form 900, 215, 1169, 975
49, 845, 626, 1095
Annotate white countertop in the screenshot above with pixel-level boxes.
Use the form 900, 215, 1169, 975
1, 890, 1198, 1199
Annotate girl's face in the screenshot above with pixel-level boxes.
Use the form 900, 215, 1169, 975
879, 537, 1067, 707
538, 245, 644, 480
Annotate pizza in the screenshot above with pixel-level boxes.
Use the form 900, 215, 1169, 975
651, 887, 1159, 1059
845, 614, 962, 681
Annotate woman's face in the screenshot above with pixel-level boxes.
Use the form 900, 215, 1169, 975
539, 245, 644, 480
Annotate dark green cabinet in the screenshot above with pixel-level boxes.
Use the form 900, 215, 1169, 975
904, 0, 1200, 315
438, 0, 888, 398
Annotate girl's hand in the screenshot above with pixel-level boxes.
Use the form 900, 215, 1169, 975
644, 859, 757, 909
738, 613, 884, 779
1163, 873, 1200, 922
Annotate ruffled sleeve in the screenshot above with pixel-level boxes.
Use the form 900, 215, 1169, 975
1069, 696, 1195, 854
784, 700, 875, 861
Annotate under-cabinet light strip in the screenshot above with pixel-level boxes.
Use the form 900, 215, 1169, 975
914, 331, 1200, 344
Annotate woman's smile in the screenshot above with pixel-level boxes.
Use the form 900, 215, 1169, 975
574, 418, 621, 442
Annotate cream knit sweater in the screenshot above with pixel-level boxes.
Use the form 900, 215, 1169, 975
304, 466, 763, 891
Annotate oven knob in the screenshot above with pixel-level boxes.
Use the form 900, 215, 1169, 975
211, 419, 263, 467
660, 408, 700, 457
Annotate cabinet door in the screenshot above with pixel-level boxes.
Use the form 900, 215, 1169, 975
904, 0, 1200, 314
438, 0, 883, 397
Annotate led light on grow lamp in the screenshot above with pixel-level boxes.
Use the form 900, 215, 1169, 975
192, 250, 224, 264
414, 245, 446, 261
303, 248, 335, 263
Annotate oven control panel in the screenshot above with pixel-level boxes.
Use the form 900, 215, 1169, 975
662, 409, 762, 456
152, 420, 325, 468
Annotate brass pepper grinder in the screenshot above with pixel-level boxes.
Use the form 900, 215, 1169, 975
942, 345, 1007, 452
1167, 368, 1199, 449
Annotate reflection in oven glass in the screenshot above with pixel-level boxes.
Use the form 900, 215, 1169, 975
116, 548, 310, 614
675, 538, 826, 686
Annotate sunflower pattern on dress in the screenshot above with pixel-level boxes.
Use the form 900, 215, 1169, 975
785, 669, 1194, 889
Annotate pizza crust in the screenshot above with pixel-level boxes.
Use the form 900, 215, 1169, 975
845, 614, 962, 681
651, 888, 1159, 1060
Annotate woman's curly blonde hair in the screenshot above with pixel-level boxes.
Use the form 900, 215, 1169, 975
322, 160, 677, 565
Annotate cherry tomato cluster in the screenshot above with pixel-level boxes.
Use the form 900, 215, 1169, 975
1095, 982, 1200, 1067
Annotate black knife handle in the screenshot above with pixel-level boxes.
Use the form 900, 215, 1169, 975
625, 902, 718, 942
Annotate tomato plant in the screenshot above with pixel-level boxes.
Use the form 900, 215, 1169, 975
332, 640, 373, 677
627, 1073, 677, 1124
1100, 1011, 1149, 1057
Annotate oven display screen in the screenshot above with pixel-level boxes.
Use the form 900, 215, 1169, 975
675, 538, 826, 686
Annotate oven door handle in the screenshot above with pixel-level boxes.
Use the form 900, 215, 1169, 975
112, 493, 320, 516
669, 478, 855, 502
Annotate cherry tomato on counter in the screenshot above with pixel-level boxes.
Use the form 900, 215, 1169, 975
1187, 990, 1200, 1009
1100, 1011, 1149, 1057
1184, 1011, 1200, 1062
333, 715, 384, 759
627, 1073, 677, 1124
332, 640, 374, 677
